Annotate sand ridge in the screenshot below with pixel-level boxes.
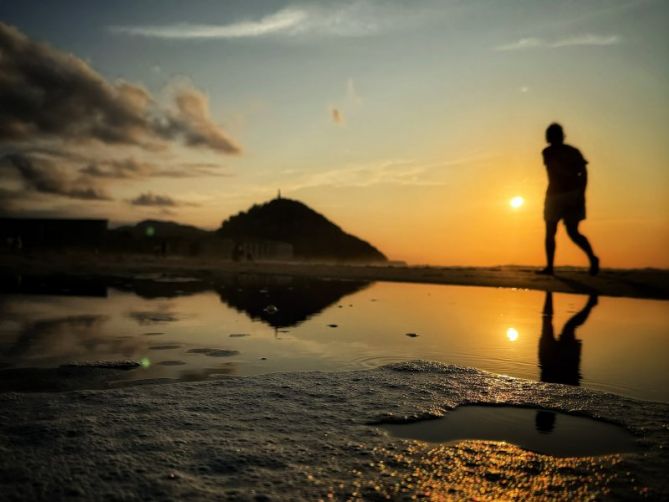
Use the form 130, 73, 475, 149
3, 254, 668, 300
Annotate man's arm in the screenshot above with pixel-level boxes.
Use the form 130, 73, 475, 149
578, 153, 588, 191
572, 148, 588, 192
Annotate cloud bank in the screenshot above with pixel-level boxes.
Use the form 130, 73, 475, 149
0, 22, 239, 211
2, 154, 111, 200
0, 22, 240, 154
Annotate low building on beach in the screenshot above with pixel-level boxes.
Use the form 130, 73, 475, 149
0, 217, 108, 252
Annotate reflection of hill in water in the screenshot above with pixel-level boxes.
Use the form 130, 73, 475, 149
217, 275, 370, 329
1, 272, 371, 329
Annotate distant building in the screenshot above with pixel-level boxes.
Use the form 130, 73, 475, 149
0, 218, 108, 251
192, 238, 292, 261
232, 239, 293, 262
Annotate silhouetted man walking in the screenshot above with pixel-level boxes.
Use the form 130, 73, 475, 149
539, 123, 599, 275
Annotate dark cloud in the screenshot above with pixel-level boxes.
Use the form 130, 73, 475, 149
175, 162, 232, 178
163, 88, 242, 154
130, 192, 177, 207
80, 158, 230, 179
3, 153, 111, 200
129, 192, 196, 207
80, 158, 154, 179
0, 22, 241, 154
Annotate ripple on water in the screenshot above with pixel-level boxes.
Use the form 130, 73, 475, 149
348, 355, 410, 370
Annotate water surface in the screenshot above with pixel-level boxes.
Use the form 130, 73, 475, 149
381, 406, 640, 457
1, 274, 667, 401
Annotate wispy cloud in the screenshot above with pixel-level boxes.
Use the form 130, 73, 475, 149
346, 78, 363, 105
110, 4, 381, 40
329, 77, 362, 125
551, 34, 620, 48
495, 34, 621, 51
111, 8, 307, 39
495, 37, 543, 51
282, 154, 493, 192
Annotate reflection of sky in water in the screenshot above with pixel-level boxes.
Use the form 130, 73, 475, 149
381, 406, 640, 457
0, 281, 667, 402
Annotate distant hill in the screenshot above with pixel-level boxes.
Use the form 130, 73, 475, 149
218, 198, 387, 262
111, 220, 211, 239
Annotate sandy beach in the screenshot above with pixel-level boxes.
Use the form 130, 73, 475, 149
3, 254, 668, 300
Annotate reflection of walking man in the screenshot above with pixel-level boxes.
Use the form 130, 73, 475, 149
539, 123, 599, 275
539, 291, 598, 386
536, 291, 598, 434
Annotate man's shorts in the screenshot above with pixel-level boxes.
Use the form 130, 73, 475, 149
544, 190, 586, 223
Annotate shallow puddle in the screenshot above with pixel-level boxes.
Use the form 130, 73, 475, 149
1, 273, 667, 400
381, 406, 641, 457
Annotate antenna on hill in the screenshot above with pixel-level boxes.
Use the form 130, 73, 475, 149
277, 189, 281, 200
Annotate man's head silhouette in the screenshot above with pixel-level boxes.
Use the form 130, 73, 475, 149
546, 123, 564, 145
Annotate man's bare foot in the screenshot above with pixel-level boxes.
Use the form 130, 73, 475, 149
589, 256, 600, 276
536, 267, 554, 276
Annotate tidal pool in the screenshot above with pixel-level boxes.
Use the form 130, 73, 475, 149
1, 274, 667, 401
381, 405, 641, 457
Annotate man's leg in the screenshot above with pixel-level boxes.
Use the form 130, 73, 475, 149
561, 294, 598, 340
565, 220, 599, 275
539, 220, 558, 274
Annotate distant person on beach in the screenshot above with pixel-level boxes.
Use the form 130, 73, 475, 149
539, 123, 599, 275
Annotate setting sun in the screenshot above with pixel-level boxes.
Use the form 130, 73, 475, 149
510, 196, 525, 209
506, 327, 519, 342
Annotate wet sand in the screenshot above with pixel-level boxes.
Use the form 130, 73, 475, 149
2, 361, 667, 500
2, 254, 668, 300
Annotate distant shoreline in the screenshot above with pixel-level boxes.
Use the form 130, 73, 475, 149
2, 254, 668, 300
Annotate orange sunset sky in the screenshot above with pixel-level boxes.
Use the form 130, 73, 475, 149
1, 0, 667, 267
